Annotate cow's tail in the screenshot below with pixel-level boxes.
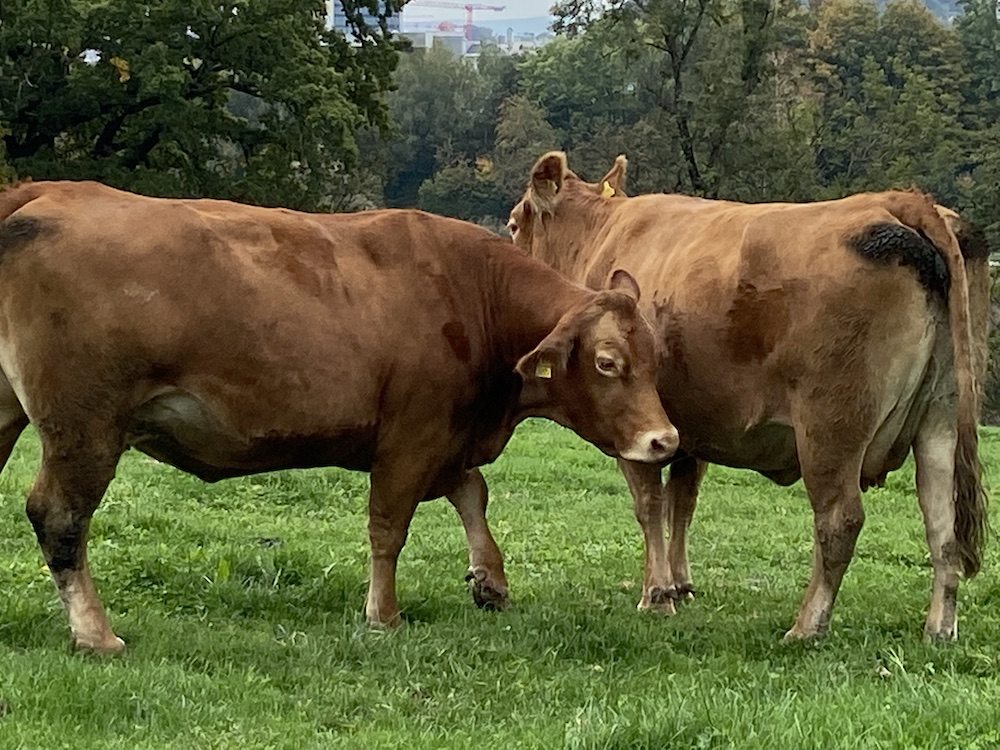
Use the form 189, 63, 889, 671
883, 192, 988, 577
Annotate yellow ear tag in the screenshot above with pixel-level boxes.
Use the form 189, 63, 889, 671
535, 360, 553, 379
602, 181, 616, 198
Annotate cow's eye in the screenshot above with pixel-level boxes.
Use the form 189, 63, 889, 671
596, 355, 620, 377
508, 223, 518, 237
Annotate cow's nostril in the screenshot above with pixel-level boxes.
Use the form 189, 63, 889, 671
620, 429, 678, 463
649, 428, 679, 457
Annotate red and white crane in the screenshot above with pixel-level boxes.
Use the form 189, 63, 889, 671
407, 1, 506, 40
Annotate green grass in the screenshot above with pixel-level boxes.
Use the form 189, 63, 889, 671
1, 423, 999, 749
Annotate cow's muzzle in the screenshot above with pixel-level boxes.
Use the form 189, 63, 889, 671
619, 427, 679, 464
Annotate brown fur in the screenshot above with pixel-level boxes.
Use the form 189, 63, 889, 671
0, 180, 676, 650
511, 151, 989, 638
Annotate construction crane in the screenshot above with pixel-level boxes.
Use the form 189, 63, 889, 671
407, 1, 506, 40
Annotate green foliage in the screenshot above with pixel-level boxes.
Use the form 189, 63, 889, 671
810, 0, 969, 202
416, 161, 507, 222
1, 423, 1000, 746
0, 135, 13, 184
383, 46, 518, 208
492, 95, 563, 202
956, 0, 1000, 125
389, 0, 995, 239
0, 0, 402, 210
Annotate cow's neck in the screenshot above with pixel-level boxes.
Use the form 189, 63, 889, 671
490, 251, 590, 364
487, 251, 592, 424
457, 246, 594, 467
532, 202, 612, 284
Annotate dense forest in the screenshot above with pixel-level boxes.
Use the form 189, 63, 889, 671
1, 0, 999, 407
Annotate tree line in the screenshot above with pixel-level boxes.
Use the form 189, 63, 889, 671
2, 0, 999, 411
385, 0, 998, 248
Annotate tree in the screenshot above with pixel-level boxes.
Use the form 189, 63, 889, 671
809, 0, 969, 202
955, 0, 999, 247
416, 160, 507, 222
0, 0, 403, 210
548, 0, 806, 197
956, 0, 1000, 125
491, 95, 562, 202
0, 135, 13, 184
382, 46, 487, 206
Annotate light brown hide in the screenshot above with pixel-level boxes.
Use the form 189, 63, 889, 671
0, 180, 677, 651
508, 152, 988, 640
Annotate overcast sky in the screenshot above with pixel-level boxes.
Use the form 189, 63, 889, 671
402, 0, 554, 21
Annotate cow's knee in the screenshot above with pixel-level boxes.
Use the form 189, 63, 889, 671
26, 490, 90, 573
815, 500, 865, 568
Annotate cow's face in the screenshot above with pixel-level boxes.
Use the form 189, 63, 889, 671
507, 198, 532, 250
515, 271, 677, 464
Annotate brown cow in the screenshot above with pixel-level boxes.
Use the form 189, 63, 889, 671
0, 180, 678, 653
507, 152, 989, 641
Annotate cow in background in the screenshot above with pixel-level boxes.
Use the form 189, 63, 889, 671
0, 180, 677, 653
508, 152, 989, 641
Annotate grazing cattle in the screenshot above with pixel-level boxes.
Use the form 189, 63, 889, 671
507, 152, 990, 640
0, 180, 678, 653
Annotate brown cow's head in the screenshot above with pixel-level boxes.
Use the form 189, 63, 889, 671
514, 270, 677, 463
508, 151, 627, 271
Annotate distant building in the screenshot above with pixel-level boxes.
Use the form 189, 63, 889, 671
328, 0, 400, 38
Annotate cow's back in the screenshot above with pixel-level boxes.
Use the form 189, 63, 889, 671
0, 182, 508, 476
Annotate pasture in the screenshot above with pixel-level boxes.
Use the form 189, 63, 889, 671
0, 422, 998, 749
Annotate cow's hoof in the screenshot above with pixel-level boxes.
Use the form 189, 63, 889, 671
637, 586, 677, 615
364, 602, 403, 629
675, 583, 696, 602
365, 614, 403, 629
923, 625, 958, 643
465, 568, 509, 611
72, 634, 126, 655
781, 626, 824, 643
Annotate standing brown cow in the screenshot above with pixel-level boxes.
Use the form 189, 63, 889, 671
0, 180, 677, 653
505, 152, 989, 641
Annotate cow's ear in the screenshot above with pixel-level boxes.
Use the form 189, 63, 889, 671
607, 268, 640, 302
599, 155, 628, 196
529, 151, 567, 213
515, 332, 572, 381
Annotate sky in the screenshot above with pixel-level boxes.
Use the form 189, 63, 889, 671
401, 0, 554, 22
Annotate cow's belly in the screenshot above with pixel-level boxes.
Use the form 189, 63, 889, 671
675, 413, 801, 484
667, 324, 938, 488
124, 389, 377, 481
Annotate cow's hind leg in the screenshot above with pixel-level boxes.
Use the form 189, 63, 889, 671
914, 410, 961, 641
447, 468, 508, 610
620, 459, 675, 613
665, 457, 705, 600
27, 430, 124, 653
0, 375, 28, 474
0, 413, 27, 474
784, 437, 866, 641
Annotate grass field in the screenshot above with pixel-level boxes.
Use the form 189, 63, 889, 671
0, 423, 999, 749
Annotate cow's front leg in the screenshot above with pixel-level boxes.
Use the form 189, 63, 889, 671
619, 459, 675, 614
364, 463, 429, 627
447, 468, 508, 610
27, 433, 125, 654
665, 457, 705, 601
